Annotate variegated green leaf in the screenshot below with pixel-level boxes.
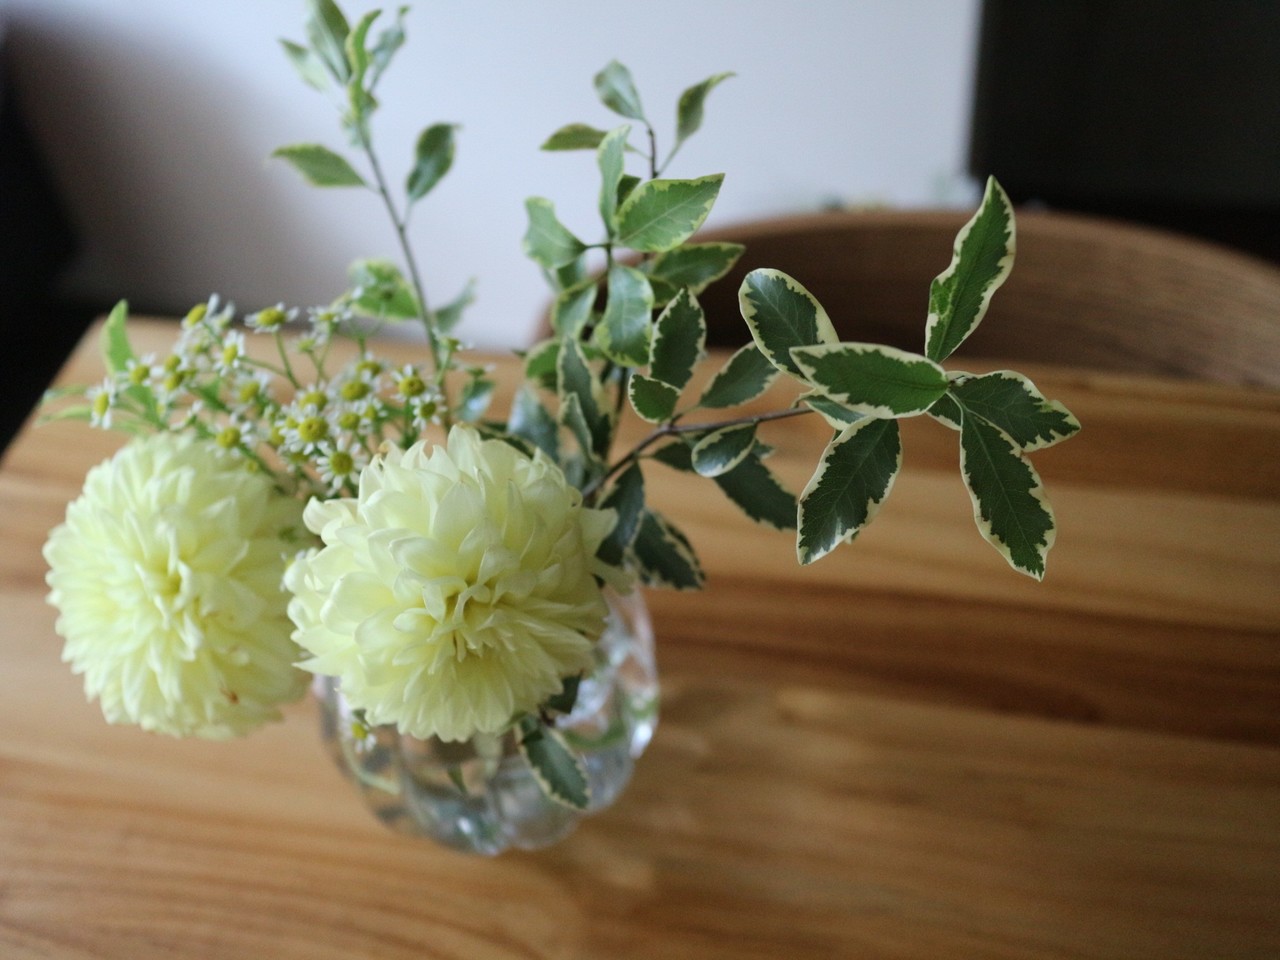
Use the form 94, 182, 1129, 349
406, 123, 457, 202
927, 391, 963, 431
649, 288, 706, 390
522, 197, 587, 269
101, 300, 134, 377
675, 72, 735, 147
710, 451, 797, 531
508, 385, 560, 460
541, 123, 612, 151
594, 60, 646, 121
691, 423, 756, 477
949, 371, 1080, 451
631, 510, 704, 590
957, 407, 1055, 579
281, 39, 330, 91
432, 278, 476, 333
698, 343, 778, 409
518, 716, 589, 810
924, 177, 1016, 363
559, 392, 595, 464
305, 0, 351, 83
739, 269, 838, 377
523, 338, 559, 390
628, 374, 679, 423
597, 125, 630, 232
801, 392, 866, 431
797, 418, 902, 564
615, 175, 724, 253
598, 461, 645, 567
650, 242, 745, 296
272, 143, 366, 187
551, 282, 597, 338
557, 336, 605, 449
790, 342, 948, 417
596, 265, 654, 366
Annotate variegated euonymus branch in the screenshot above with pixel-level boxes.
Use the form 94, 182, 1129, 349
43, 0, 1080, 814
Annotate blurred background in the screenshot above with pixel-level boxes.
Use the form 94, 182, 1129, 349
2, 0, 1278, 448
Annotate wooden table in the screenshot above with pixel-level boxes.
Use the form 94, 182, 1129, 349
2, 320, 1277, 959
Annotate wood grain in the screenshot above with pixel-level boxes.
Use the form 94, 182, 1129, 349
1, 320, 1277, 959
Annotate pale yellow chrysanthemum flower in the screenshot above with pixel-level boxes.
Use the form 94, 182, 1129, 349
286, 426, 619, 742
44, 434, 308, 738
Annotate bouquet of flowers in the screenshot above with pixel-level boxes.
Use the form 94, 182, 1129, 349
41, 0, 1079, 823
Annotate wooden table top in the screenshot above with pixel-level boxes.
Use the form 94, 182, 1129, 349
2, 320, 1277, 959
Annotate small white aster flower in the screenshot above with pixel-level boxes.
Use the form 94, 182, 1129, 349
44, 433, 308, 738
246, 303, 297, 332
215, 331, 247, 375
86, 377, 117, 429
315, 439, 367, 492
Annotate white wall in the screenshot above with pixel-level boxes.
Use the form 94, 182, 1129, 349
5, 0, 981, 348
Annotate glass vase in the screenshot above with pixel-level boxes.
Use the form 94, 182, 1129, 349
313, 590, 658, 854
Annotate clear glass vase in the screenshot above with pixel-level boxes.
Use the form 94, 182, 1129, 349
313, 590, 658, 854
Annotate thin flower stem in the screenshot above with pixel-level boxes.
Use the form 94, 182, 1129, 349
583, 404, 813, 499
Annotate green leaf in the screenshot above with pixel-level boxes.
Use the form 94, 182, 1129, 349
949, 371, 1080, 451
698, 343, 779, 409
615, 175, 724, 253
790, 342, 948, 417
649, 288, 706, 390
598, 461, 645, 567
432, 278, 476, 333
523, 338, 559, 389
675, 72, 734, 147
367, 6, 407, 89
273, 143, 365, 187
597, 125, 630, 232
628, 374, 679, 424
344, 10, 380, 122
559, 392, 596, 464
596, 265, 654, 366
348, 258, 419, 319
508, 385, 560, 461
796, 418, 902, 565
649, 440, 697, 473
458, 376, 495, 423
801, 392, 866, 431
739, 269, 838, 377
523, 197, 587, 269
550, 281, 597, 338
518, 716, 590, 810
543, 675, 582, 716
557, 336, 605, 447
957, 406, 1056, 579
710, 452, 797, 531
927, 391, 963, 431
101, 300, 134, 377
631, 510, 704, 590
305, 0, 352, 83
691, 423, 756, 477
541, 123, 612, 151
924, 176, 1016, 363
406, 123, 457, 202
280, 40, 330, 91
594, 60, 646, 121
650, 242, 745, 295
616, 174, 641, 209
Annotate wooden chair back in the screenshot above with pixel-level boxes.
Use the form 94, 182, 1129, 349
688, 208, 1280, 387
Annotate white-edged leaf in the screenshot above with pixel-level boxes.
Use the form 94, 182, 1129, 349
272, 143, 366, 187
559, 392, 595, 463
523, 338, 559, 389
739, 269, 838, 377
541, 123, 612, 151
406, 123, 457, 202
550, 282, 597, 338
508, 385, 560, 461
597, 125, 631, 232
631, 510, 704, 590
957, 406, 1056, 579
650, 242, 745, 295
797, 418, 902, 565
691, 423, 756, 477
305, 0, 351, 83
801, 391, 866, 431
675, 72, 735, 147
649, 288, 706, 390
710, 451, 797, 530
593, 60, 646, 121
615, 175, 724, 253
596, 265, 654, 366
280, 39, 330, 91
628, 374, 679, 423
924, 176, 1016, 362
557, 336, 605, 449
598, 462, 645, 567
522, 197, 587, 269
790, 342, 948, 417
698, 343, 778, 409
949, 371, 1080, 451
518, 717, 590, 810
